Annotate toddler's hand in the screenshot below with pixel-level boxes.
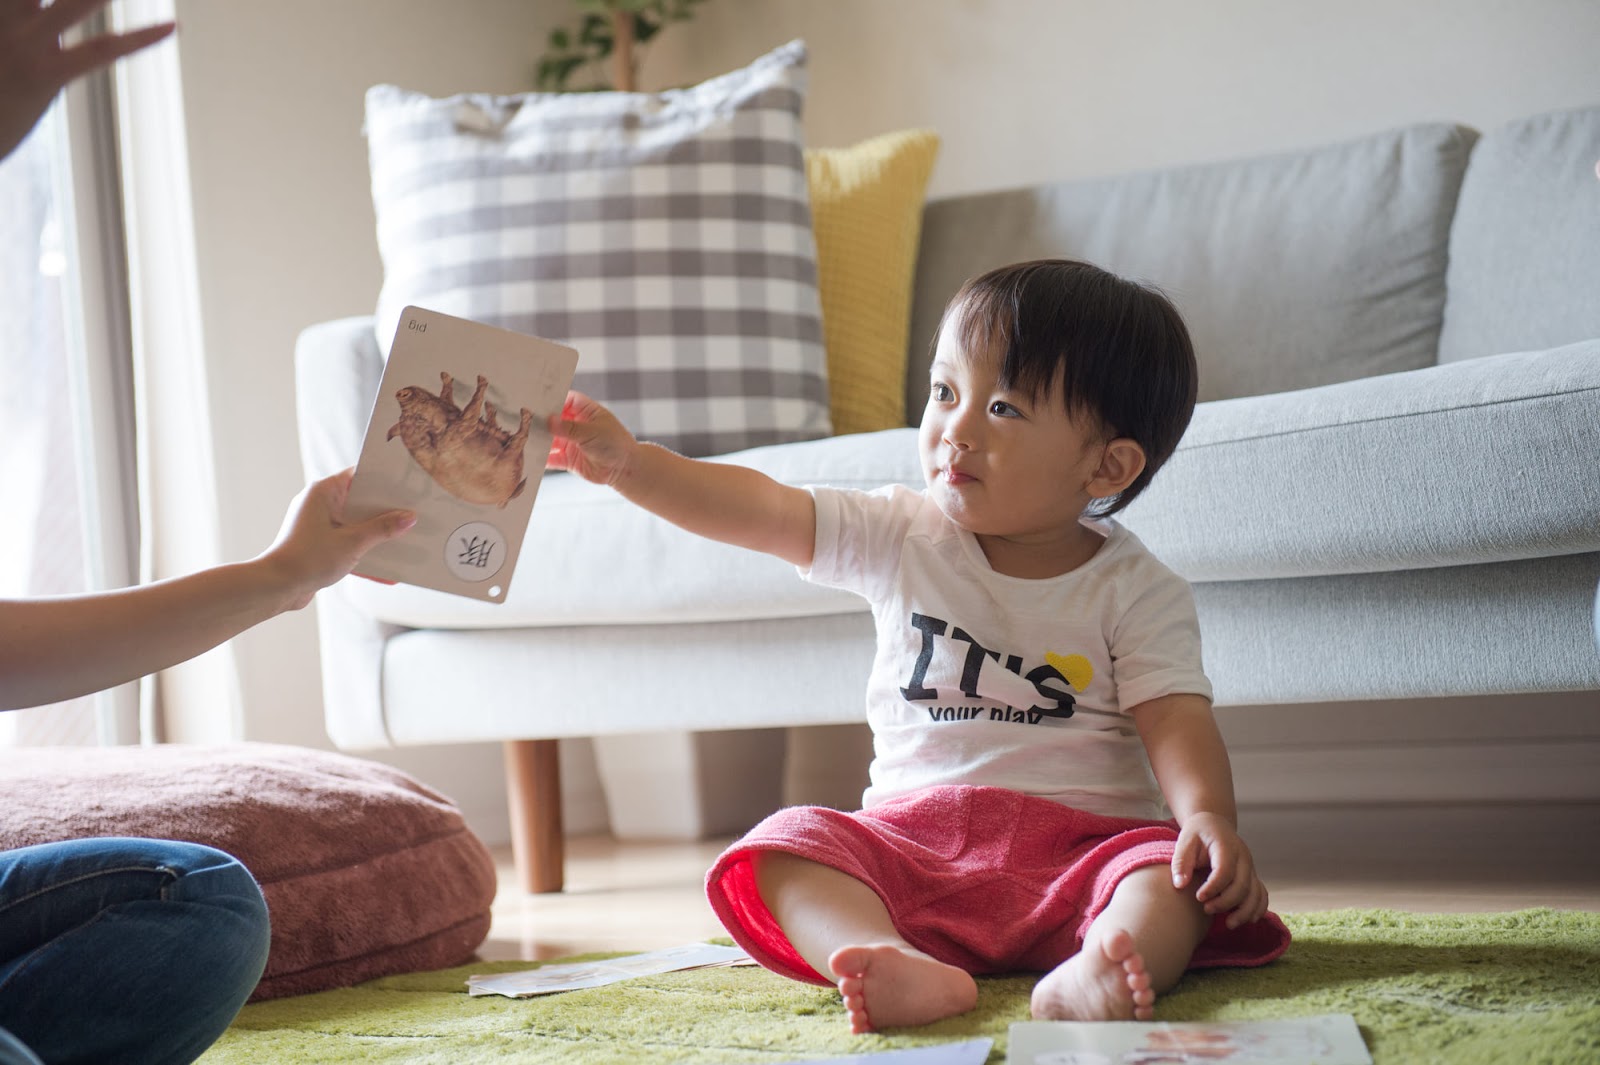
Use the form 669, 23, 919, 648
547, 391, 637, 487
1171, 811, 1269, 930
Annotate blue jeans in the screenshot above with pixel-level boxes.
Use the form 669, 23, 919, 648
0, 838, 271, 1065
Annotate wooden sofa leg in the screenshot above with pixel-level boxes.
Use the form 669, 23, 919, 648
503, 739, 565, 893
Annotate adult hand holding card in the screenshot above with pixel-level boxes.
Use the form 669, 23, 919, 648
343, 306, 579, 602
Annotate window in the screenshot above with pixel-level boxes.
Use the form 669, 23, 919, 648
0, 61, 139, 747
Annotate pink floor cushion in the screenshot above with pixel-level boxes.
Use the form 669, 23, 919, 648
0, 742, 498, 1000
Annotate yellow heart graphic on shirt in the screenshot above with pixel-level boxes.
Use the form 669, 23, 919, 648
1045, 652, 1094, 692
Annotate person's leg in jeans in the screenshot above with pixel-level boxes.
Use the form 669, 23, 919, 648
0, 1028, 43, 1065
0, 837, 271, 1065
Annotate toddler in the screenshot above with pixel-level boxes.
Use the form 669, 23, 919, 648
547, 258, 1290, 1033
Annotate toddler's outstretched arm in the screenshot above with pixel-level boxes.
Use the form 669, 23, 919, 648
0, 469, 413, 711
1132, 693, 1270, 930
547, 391, 816, 567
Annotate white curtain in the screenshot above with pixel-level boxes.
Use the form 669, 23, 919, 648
112, 0, 243, 744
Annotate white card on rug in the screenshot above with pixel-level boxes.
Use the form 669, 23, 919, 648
1008, 1014, 1372, 1064
344, 305, 578, 602
779, 1038, 994, 1064
466, 943, 753, 998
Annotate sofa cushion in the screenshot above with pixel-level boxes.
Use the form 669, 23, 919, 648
806, 129, 941, 435
1120, 339, 1600, 583
1438, 104, 1600, 363
906, 122, 1477, 412
364, 40, 830, 458
342, 338, 1600, 627
0, 743, 498, 1001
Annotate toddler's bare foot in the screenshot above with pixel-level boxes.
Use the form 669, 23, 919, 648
830, 944, 978, 1034
1030, 926, 1156, 1021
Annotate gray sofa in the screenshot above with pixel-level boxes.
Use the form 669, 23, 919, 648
296, 103, 1600, 892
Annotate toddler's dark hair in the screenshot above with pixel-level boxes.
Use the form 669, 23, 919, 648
944, 258, 1198, 517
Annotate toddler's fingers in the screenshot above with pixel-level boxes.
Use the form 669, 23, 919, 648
1194, 844, 1238, 904
1171, 818, 1203, 889
1171, 828, 1201, 889
1206, 873, 1253, 917
1195, 865, 1228, 907
1226, 879, 1269, 929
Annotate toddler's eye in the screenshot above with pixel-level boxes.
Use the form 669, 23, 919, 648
929, 383, 953, 402
990, 400, 1021, 418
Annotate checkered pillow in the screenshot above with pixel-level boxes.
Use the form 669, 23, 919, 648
365, 40, 830, 457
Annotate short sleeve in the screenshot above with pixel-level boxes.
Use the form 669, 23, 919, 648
1108, 565, 1214, 710
799, 485, 920, 605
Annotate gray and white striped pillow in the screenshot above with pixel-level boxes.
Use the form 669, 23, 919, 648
365, 40, 831, 457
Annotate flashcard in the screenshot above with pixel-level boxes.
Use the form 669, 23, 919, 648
344, 306, 578, 602
1008, 1014, 1372, 1064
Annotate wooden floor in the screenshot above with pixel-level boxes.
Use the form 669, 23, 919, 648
479, 806, 1600, 963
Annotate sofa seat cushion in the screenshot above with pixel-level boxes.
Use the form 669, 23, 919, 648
1121, 340, 1600, 583
345, 428, 921, 629
350, 338, 1600, 626
0, 743, 498, 1001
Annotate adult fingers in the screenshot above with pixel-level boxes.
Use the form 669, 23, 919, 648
348, 507, 416, 551
35, 0, 112, 36
55, 18, 173, 83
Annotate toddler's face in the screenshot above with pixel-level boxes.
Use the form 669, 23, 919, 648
918, 312, 1109, 554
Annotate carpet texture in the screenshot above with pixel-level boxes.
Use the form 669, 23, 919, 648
200, 909, 1600, 1064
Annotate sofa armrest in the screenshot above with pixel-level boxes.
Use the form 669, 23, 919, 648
294, 316, 399, 750
1120, 339, 1600, 582
294, 317, 384, 482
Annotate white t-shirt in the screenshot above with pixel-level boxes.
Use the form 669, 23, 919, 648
803, 485, 1213, 821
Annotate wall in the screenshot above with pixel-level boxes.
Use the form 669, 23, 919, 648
166, 0, 1600, 843
167, 0, 581, 842
651, 0, 1600, 197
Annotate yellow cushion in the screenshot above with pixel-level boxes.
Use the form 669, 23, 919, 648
805, 130, 941, 436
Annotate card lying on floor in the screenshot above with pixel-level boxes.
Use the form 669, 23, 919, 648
344, 306, 578, 602
466, 943, 754, 998
1009, 1014, 1371, 1064
779, 1039, 993, 1065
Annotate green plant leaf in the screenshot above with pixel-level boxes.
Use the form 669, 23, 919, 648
577, 11, 613, 49
535, 0, 712, 92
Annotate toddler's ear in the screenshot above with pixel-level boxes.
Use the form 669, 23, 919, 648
1089, 438, 1146, 498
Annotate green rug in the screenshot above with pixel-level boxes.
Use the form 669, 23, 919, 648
200, 909, 1600, 1064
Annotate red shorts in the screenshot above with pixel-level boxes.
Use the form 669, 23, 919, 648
705, 785, 1290, 985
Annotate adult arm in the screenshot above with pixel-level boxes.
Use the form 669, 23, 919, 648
0, 470, 412, 711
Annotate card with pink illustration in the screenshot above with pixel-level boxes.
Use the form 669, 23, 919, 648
344, 306, 578, 602
1008, 1014, 1371, 1064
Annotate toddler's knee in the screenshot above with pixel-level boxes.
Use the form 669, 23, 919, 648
752, 850, 808, 894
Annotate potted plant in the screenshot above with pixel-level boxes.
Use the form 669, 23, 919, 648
536, 0, 709, 92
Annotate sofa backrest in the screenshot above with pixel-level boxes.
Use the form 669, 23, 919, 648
1438, 104, 1600, 363
905, 122, 1476, 416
